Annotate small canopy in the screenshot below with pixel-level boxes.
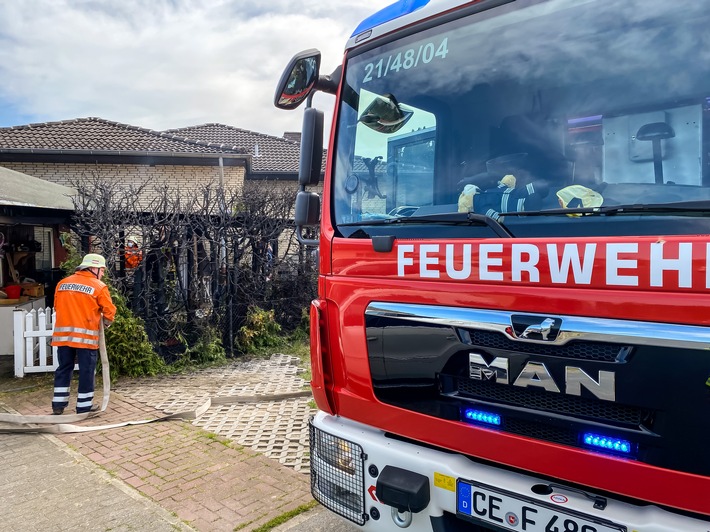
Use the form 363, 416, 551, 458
0, 166, 75, 211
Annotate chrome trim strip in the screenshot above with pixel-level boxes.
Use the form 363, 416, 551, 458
365, 302, 710, 350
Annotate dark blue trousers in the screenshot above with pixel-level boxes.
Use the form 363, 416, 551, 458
52, 346, 98, 413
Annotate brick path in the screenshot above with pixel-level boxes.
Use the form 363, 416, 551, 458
1, 426, 191, 531
0, 355, 315, 531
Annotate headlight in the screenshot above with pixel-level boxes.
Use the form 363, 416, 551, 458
309, 419, 366, 526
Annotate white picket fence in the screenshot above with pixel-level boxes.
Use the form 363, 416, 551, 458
13, 307, 58, 378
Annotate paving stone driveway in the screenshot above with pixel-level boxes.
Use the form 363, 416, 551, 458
1, 352, 320, 531
114, 353, 316, 473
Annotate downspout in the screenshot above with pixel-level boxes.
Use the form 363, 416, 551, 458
218, 156, 225, 188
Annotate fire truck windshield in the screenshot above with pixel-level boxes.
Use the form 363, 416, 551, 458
331, 0, 710, 235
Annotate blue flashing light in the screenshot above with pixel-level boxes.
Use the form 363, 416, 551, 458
351, 0, 431, 37
582, 433, 634, 455
463, 408, 501, 426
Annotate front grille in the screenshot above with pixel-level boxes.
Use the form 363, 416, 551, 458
504, 418, 580, 447
466, 330, 629, 362
309, 420, 366, 526
367, 302, 710, 477
453, 377, 647, 427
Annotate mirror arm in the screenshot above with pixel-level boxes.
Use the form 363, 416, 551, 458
315, 65, 342, 95
295, 226, 319, 247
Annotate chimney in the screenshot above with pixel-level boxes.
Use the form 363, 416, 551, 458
283, 131, 301, 143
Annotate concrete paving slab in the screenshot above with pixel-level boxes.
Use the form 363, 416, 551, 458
115, 354, 317, 473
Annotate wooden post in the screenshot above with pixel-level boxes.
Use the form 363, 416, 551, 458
25, 310, 35, 369
13, 309, 25, 378
50, 307, 58, 369
38, 308, 48, 367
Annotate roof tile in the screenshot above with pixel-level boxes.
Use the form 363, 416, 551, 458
0, 117, 247, 156
0, 117, 311, 174
163, 123, 302, 173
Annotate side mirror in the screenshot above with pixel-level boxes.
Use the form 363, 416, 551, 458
274, 49, 321, 110
294, 191, 321, 227
300, 107, 324, 186
277, 51, 326, 247
294, 191, 320, 247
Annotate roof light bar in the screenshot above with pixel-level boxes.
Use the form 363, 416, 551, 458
352, 0, 431, 37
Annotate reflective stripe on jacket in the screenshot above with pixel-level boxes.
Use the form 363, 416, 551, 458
51, 270, 117, 349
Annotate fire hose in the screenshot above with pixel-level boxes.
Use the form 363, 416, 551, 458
0, 323, 310, 434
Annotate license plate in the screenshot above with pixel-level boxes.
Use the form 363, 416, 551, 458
457, 480, 626, 532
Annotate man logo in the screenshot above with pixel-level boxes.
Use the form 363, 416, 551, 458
469, 353, 616, 401
520, 318, 556, 340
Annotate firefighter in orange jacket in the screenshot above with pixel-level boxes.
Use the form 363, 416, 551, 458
125, 235, 143, 269
51, 253, 116, 415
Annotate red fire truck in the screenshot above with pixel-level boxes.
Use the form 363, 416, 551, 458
274, 1, 710, 530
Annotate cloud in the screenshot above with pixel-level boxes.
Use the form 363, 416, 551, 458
0, 0, 393, 136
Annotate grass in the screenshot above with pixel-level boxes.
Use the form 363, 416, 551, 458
203, 431, 237, 448
285, 337, 311, 383
233, 517, 260, 531
287, 337, 310, 362
241, 500, 319, 532
0, 372, 55, 395
238, 335, 312, 385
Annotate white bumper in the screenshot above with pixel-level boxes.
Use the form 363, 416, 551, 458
310, 411, 709, 532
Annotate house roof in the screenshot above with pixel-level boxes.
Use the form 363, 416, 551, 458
163, 123, 301, 174
0, 166, 74, 211
0, 117, 312, 176
0, 117, 247, 158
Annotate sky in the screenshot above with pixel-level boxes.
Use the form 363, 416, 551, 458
0, 0, 394, 138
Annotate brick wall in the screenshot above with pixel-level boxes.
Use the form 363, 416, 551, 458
2, 162, 246, 205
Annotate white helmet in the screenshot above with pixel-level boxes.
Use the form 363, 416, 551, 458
77, 253, 107, 270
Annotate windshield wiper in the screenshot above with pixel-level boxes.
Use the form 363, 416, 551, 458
340, 212, 513, 238
501, 200, 710, 217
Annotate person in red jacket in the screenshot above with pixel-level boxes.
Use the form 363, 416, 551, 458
51, 253, 117, 415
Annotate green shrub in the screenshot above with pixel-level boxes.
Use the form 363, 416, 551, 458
103, 287, 164, 380
177, 324, 227, 367
236, 306, 283, 354
289, 307, 310, 343
58, 238, 82, 274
